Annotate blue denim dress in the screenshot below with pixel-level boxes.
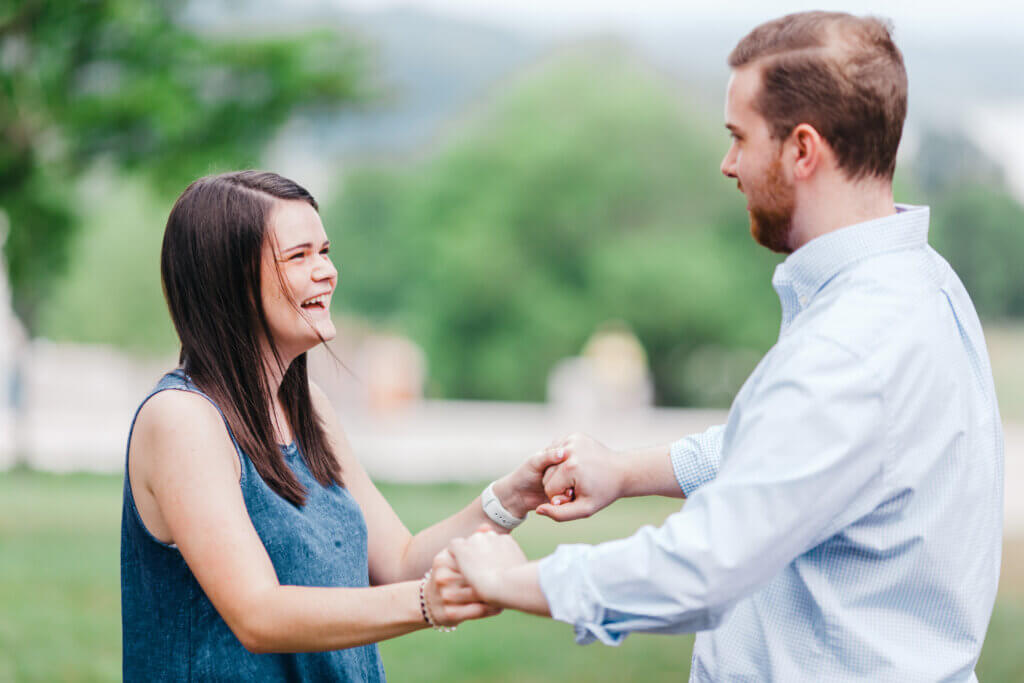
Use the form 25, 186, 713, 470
121, 369, 386, 682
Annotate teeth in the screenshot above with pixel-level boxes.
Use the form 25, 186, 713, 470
301, 294, 329, 307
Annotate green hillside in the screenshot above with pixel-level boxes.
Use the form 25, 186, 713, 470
37, 44, 1024, 408
324, 45, 782, 405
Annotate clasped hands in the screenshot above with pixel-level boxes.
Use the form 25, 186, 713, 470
422, 433, 625, 627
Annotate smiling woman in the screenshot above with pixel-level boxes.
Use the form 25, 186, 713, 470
262, 198, 338, 364
120, 171, 567, 681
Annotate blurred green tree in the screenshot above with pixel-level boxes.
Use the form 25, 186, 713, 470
0, 0, 366, 331
327, 46, 783, 406
905, 130, 1024, 320
929, 184, 1024, 319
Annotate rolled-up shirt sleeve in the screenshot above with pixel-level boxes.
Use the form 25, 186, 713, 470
670, 424, 725, 497
538, 334, 890, 646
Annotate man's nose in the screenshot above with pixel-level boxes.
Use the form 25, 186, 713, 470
720, 152, 737, 179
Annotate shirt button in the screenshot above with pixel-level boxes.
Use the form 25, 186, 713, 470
798, 295, 808, 306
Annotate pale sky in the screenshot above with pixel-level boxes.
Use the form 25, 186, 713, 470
334, 0, 1024, 40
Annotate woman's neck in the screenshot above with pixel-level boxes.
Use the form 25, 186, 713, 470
261, 344, 296, 445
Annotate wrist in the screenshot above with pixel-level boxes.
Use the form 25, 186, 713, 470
617, 445, 673, 498
474, 569, 506, 606
491, 476, 529, 519
613, 448, 638, 498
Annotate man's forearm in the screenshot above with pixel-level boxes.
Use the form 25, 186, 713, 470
619, 444, 686, 499
484, 561, 551, 616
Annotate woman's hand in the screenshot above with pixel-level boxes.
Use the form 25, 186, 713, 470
421, 548, 501, 628
490, 445, 572, 519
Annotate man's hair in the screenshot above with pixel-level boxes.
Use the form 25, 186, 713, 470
729, 11, 907, 181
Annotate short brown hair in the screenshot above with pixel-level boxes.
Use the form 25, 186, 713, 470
729, 11, 907, 181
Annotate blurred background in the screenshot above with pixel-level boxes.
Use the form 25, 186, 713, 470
1, 0, 1022, 680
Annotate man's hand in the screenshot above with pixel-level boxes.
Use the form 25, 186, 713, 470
447, 529, 528, 604
490, 447, 570, 519
535, 433, 628, 522
423, 548, 501, 627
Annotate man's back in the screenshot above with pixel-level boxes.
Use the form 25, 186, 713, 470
693, 206, 1003, 681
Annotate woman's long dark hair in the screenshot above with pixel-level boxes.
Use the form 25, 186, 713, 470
161, 170, 341, 506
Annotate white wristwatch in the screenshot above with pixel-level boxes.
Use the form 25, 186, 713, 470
481, 482, 525, 530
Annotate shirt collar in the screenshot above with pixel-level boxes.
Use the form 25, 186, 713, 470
772, 204, 930, 318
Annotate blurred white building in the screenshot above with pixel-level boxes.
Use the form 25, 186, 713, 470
0, 215, 26, 466
547, 322, 654, 415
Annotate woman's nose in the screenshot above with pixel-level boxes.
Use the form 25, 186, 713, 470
313, 255, 337, 282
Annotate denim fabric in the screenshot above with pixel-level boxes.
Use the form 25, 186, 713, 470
121, 369, 386, 682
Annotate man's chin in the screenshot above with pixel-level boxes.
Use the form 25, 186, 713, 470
749, 215, 793, 255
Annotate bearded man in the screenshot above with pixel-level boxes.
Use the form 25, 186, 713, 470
436, 11, 1003, 682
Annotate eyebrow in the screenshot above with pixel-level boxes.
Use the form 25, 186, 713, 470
280, 240, 330, 254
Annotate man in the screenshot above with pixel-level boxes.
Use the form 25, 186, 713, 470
437, 11, 1004, 681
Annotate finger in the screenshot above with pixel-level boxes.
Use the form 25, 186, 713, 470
443, 602, 491, 624
536, 499, 592, 522
433, 565, 462, 585
433, 548, 457, 569
530, 445, 568, 472
440, 585, 480, 604
543, 466, 575, 499
541, 465, 558, 487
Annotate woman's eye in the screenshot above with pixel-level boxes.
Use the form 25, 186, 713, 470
289, 252, 304, 261
320, 247, 330, 256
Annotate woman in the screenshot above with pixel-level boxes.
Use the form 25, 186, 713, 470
121, 171, 563, 681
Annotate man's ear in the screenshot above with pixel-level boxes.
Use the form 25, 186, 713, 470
790, 123, 826, 181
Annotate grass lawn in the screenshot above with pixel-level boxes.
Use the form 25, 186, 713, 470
1, 470, 1021, 681
986, 322, 1024, 422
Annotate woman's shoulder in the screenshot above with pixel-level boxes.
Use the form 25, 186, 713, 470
133, 386, 233, 452
130, 385, 242, 485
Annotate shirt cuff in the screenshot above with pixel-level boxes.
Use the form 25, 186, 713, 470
537, 545, 626, 647
670, 427, 723, 497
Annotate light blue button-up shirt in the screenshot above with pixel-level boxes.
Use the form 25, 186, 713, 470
537, 205, 1004, 681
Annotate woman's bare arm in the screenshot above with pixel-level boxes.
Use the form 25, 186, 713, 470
309, 385, 564, 586
133, 390, 483, 654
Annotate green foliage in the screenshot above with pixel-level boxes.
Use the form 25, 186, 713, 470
0, 0, 366, 330
36, 174, 178, 353
928, 184, 1024, 319
327, 48, 782, 405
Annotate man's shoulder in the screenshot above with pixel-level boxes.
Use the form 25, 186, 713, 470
790, 278, 946, 375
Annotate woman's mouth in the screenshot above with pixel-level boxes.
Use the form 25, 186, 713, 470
300, 293, 330, 310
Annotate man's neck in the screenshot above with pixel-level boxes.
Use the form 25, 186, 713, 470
789, 178, 896, 252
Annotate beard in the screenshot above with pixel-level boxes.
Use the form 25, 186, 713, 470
746, 154, 796, 254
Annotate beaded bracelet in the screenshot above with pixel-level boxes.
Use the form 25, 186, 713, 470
419, 569, 456, 632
